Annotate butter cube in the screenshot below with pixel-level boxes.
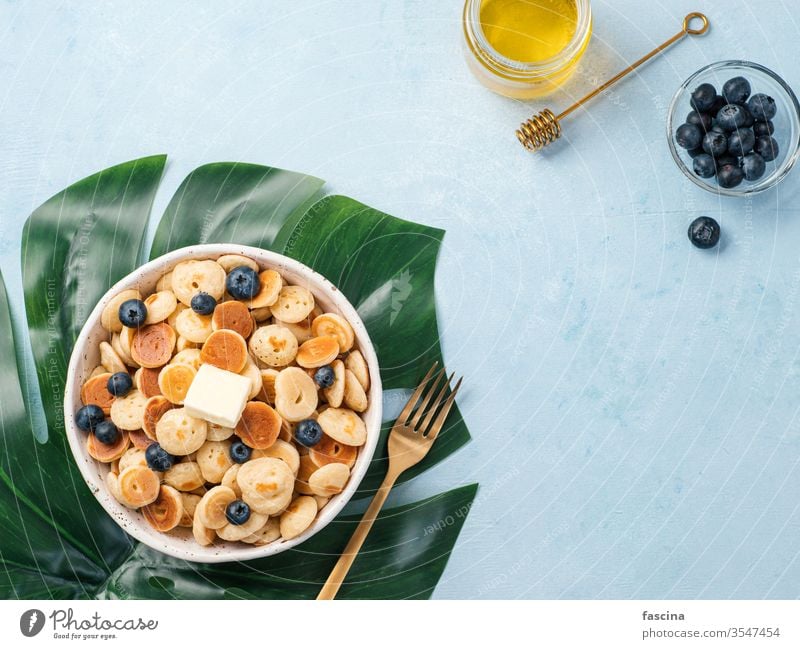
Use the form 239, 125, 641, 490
184, 363, 251, 428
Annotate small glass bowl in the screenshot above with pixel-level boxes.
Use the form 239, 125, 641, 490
667, 61, 800, 196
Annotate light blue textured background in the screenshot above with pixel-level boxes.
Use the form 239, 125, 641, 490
1, 0, 799, 599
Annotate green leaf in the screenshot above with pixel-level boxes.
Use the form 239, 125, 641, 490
0, 270, 118, 598
4, 159, 475, 600
100, 483, 478, 600
12, 156, 166, 580
149, 162, 324, 258
275, 195, 471, 493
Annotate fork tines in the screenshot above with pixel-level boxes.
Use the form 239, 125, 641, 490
399, 362, 463, 439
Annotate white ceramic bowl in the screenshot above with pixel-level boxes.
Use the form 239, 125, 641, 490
64, 244, 382, 563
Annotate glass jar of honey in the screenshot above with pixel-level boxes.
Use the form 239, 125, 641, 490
462, 0, 592, 99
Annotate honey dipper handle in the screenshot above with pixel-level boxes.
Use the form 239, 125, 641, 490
316, 471, 398, 600
558, 12, 710, 121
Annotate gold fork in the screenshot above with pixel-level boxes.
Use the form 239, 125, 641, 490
316, 362, 462, 600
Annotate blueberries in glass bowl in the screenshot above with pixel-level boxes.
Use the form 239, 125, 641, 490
673, 72, 785, 190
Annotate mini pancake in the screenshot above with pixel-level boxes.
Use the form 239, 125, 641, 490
142, 395, 175, 439
212, 300, 253, 339
294, 454, 317, 495
308, 462, 350, 497
137, 366, 163, 398
87, 430, 130, 463
142, 485, 184, 532
131, 322, 177, 368
309, 434, 358, 468
295, 335, 340, 368
80, 372, 115, 414
311, 313, 355, 353
200, 329, 248, 373
128, 429, 154, 450
118, 465, 160, 508
158, 363, 196, 404
235, 401, 282, 449
247, 269, 283, 309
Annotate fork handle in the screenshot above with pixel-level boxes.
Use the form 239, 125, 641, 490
316, 472, 398, 600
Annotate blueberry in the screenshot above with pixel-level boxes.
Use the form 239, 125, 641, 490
314, 365, 335, 388
717, 164, 744, 189
191, 292, 217, 315
715, 104, 748, 131
715, 154, 738, 168
145, 443, 176, 471
226, 266, 261, 300
727, 128, 755, 157
753, 120, 775, 137
737, 104, 755, 128
118, 299, 147, 328
675, 123, 702, 150
693, 154, 717, 179
709, 95, 727, 117
229, 439, 252, 464
740, 153, 767, 181
686, 111, 713, 132
702, 131, 728, 157
688, 217, 721, 249
75, 404, 105, 432
747, 93, 777, 122
107, 372, 133, 397
294, 419, 323, 447
711, 123, 726, 134
93, 420, 120, 445
690, 83, 717, 113
687, 147, 705, 159
754, 136, 779, 162
722, 76, 751, 105
225, 499, 251, 525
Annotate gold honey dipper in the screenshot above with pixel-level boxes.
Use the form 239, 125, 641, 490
517, 12, 710, 152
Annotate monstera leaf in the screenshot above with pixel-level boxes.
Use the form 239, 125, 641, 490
1, 156, 476, 600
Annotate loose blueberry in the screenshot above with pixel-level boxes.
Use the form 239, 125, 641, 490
675, 123, 702, 150
693, 154, 717, 179
145, 443, 176, 471
686, 111, 713, 132
727, 128, 755, 157
740, 153, 767, 181
294, 419, 323, 447
690, 83, 717, 113
75, 404, 105, 432
702, 131, 728, 157
191, 292, 217, 315
314, 365, 335, 388
229, 439, 252, 464
754, 136, 779, 162
688, 216, 721, 249
226, 499, 251, 525
747, 93, 777, 122
93, 420, 120, 445
107, 372, 133, 397
717, 164, 744, 189
715, 104, 748, 131
710, 123, 726, 134
226, 266, 261, 300
753, 120, 775, 137
722, 76, 751, 105
118, 299, 148, 328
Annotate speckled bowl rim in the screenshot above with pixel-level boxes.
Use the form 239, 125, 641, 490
64, 244, 382, 563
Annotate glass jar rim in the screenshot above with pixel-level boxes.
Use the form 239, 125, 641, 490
463, 0, 592, 80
